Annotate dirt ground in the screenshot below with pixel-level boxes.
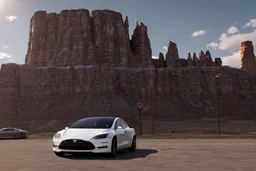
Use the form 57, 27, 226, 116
1, 138, 256, 171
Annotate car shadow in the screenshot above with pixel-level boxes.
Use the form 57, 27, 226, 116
63, 149, 158, 160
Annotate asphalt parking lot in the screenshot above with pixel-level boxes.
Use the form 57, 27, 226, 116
0, 138, 256, 171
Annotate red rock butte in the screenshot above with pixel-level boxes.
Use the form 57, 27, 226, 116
0, 9, 256, 132
24, 9, 256, 72
25, 9, 152, 68
24, 9, 225, 69
240, 40, 256, 73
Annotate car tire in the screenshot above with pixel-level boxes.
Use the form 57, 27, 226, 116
109, 136, 117, 157
20, 133, 27, 139
129, 136, 136, 152
54, 151, 65, 157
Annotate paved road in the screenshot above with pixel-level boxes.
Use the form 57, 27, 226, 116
1, 138, 256, 171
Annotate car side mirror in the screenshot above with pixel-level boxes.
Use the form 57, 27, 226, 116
65, 127, 68, 130
117, 126, 122, 129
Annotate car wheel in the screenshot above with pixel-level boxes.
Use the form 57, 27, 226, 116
54, 151, 65, 157
129, 136, 136, 151
20, 133, 27, 139
110, 137, 117, 157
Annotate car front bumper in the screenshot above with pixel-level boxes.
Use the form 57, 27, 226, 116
52, 138, 112, 153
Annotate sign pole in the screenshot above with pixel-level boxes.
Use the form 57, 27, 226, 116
139, 109, 142, 136
136, 102, 144, 136
215, 73, 222, 135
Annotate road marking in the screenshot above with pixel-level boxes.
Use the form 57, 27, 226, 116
156, 146, 178, 151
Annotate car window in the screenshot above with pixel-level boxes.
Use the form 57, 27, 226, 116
0, 128, 5, 131
115, 119, 123, 129
69, 117, 115, 129
1, 128, 15, 132
121, 119, 128, 129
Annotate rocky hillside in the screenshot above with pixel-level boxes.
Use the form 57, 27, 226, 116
0, 9, 256, 131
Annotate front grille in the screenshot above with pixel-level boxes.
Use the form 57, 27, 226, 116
58, 139, 95, 150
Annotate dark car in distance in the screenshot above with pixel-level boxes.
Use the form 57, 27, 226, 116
0, 127, 28, 139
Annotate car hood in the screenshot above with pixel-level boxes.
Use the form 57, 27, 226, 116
60, 128, 109, 141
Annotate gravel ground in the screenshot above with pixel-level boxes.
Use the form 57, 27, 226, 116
1, 138, 256, 171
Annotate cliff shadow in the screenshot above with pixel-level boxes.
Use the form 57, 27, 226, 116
62, 149, 158, 160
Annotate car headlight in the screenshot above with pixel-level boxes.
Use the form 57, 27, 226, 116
54, 133, 61, 139
93, 133, 109, 139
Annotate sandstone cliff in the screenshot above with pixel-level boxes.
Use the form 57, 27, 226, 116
1, 63, 256, 131
1, 9, 256, 132
25, 10, 153, 68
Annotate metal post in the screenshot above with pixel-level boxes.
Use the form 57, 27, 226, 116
215, 73, 222, 135
217, 79, 221, 135
139, 109, 142, 136
136, 102, 144, 136
151, 119, 154, 135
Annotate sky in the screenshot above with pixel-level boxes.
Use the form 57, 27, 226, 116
0, 0, 256, 68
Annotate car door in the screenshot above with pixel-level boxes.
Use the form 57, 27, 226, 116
6, 128, 17, 138
0, 128, 15, 138
12, 128, 21, 138
114, 119, 125, 150
121, 119, 133, 148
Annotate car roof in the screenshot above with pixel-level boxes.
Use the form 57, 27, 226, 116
0, 127, 17, 130
81, 116, 118, 120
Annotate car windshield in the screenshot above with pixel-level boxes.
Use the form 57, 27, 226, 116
69, 117, 115, 129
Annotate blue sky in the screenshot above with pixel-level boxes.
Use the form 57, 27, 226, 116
0, 0, 256, 68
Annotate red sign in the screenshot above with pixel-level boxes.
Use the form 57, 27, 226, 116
136, 102, 144, 110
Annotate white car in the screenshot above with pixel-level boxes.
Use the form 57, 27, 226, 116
52, 116, 136, 157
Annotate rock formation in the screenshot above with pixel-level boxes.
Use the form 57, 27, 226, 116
25, 9, 221, 70
215, 58, 222, 67
240, 41, 256, 73
25, 10, 153, 68
198, 50, 207, 66
193, 52, 200, 66
187, 53, 193, 67
153, 42, 222, 68
131, 22, 153, 68
165, 41, 180, 67
205, 50, 214, 66
1, 9, 256, 132
152, 52, 166, 68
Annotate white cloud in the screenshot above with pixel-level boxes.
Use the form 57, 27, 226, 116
163, 46, 167, 50
6, 15, 18, 22
227, 26, 239, 34
192, 30, 206, 37
243, 19, 256, 28
209, 21, 256, 68
219, 33, 227, 41
220, 51, 240, 68
218, 26, 239, 44
3, 45, 9, 49
0, 52, 12, 59
207, 42, 218, 49
152, 56, 159, 59
218, 30, 256, 52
